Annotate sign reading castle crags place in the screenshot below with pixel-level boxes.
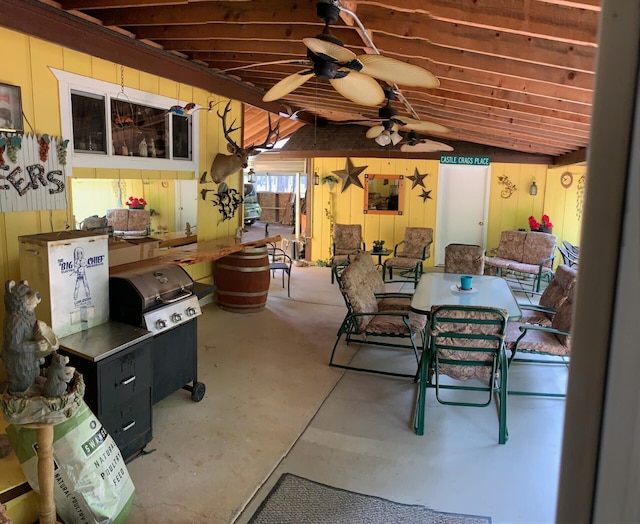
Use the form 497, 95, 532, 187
0, 134, 68, 212
440, 155, 491, 166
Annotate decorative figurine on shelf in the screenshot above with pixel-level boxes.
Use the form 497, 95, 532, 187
43, 352, 74, 398
138, 137, 148, 157
149, 138, 157, 158
185, 222, 193, 236
1, 280, 57, 396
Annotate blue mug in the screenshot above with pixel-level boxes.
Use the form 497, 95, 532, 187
460, 275, 473, 290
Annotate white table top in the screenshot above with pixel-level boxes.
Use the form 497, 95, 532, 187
410, 272, 522, 320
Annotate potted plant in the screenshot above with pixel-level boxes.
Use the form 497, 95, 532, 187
127, 196, 147, 209
372, 240, 385, 253
528, 214, 553, 233
321, 175, 339, 190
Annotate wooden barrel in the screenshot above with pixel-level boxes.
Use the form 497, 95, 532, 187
214, 247, 271, 313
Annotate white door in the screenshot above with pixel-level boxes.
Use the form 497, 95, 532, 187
175, 179, 198, 232
434, 164, 491, 265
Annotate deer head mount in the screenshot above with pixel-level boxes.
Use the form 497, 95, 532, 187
200, 101, 280, 185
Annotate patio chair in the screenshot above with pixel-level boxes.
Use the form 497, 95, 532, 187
334, 252, 413, 311
414, 305, 510, 444
330, 224, 365, 284
382, 227, 433, 284
444, 243, 485, 274
504, 296, 573, 397
267, 243, 292, 297
329, 254, 428, 378
520, 264, 577, 327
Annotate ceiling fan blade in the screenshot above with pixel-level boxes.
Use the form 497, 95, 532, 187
330, 72, 385, 106
400, 140, 454, 153
357, 55, 439, 88
396, 116, 450, 134
366, 125, 385, 139
303, 37, 358, 63
263, 72, 313, 102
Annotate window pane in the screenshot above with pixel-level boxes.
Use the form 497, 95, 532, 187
111, 99, 168, 158
71, 91, 106, 153
172, 114, 191, 160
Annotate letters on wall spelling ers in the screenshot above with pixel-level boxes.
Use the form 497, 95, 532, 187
0, 134, 67, 212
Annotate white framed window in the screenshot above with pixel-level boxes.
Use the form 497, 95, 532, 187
52, 68, 199, 174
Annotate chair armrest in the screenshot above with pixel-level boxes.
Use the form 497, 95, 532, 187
520, 304, 556, 315
393, 240, 404, 256
485, 247, 498, 257
538, 254, 555, 271
374, 292, 413, 299
514, 323, 571, 347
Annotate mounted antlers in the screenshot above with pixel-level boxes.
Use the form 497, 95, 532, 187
203, 101, 280, 185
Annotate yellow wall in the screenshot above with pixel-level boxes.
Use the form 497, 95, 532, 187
311, 157, 585, 266
0, 27, 245, 307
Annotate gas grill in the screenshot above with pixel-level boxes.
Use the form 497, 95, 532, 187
109, 263, 206, 403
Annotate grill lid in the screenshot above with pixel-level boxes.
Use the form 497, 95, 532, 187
110, 263, 194, 311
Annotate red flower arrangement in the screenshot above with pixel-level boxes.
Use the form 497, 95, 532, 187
528, 214, 553, 232
127, 196, 147, 209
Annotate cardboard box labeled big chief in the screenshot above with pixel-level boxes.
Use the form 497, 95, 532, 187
18, 231, 109, 338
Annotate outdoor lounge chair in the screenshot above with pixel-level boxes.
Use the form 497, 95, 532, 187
382, 227, 433, 284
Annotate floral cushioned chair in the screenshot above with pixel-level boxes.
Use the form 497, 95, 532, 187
504, 294, 573, 397
334, 252, 413, 311
414, 305, 510, 444
444, 243, 485, 275
329, 254, 427, 378
519, 264, 577, 327
382, 227, 433, 284
330, 224, 365, 284
484, 230, 557, 291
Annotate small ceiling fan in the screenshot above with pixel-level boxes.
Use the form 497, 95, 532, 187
262, 1, 439, 107
399, 131, 454, 153
360, 87, 450, 146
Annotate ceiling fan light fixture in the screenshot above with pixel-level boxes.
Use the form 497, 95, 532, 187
390, 131, 403, 145
375, 130, 392, 146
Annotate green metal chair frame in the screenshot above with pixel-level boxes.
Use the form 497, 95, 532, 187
382, 227, 433, 285
505, 322, 571, 399
414, 305, 509, 444
329, 266, 427, 379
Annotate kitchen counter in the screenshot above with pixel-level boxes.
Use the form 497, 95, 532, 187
58, 321, 153, 362
109, 234, 281, 274
151, 231, 198, 248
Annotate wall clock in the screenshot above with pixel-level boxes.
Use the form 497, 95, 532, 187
561, 171, 574, 188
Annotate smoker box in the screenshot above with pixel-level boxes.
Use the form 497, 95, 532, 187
18, 230, 109, 338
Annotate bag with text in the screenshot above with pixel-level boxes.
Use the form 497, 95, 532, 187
7, 401, 135, 524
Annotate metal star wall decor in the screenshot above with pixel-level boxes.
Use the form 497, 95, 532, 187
332, 158, 367, 193
419, 189, 433, 202
407, 167, 429, 189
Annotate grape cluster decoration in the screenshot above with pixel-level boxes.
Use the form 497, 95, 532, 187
38, 134, 50, 163
5, 135, 22, 164
57, 139, 70, 165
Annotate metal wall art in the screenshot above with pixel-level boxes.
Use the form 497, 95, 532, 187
200, 182, 243, 222
497, 174, 517, 199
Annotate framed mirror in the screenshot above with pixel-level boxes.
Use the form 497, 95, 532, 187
363, 174, 404, 215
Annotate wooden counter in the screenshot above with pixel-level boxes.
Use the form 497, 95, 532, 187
109, 235, 281, 274
151, 231, 198, 248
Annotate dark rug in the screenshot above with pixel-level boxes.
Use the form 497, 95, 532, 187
248, 473, 491, 524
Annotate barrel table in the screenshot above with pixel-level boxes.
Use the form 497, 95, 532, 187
214, 246, 271, 313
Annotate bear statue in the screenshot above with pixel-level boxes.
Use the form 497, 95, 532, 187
43, 351, 73, 397
1, 280, 56, 396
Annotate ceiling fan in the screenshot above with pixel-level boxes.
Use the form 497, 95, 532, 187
262, 1, 439, 107
399, 131, 454, 153
361, 87, 450, 146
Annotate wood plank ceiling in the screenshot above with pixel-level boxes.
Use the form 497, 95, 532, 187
18, 0, 601, 162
